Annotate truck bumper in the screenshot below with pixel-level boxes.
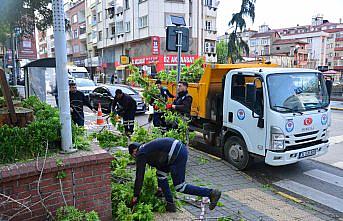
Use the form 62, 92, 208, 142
265, 142, 329, 166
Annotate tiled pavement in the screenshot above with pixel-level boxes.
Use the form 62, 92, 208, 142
180, 148, 337, 221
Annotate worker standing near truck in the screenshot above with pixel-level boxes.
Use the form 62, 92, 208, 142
170, 81, 192, 117
128, 138, 222, 212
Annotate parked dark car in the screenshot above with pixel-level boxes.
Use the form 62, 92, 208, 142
89, 84, 147, 114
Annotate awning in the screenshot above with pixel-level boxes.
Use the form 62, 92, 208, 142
116, 65, 128, 70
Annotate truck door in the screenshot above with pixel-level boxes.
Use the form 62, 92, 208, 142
226, 73, 266, 156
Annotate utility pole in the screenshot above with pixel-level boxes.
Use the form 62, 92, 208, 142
176, 30, 183, 85
52, 0, 75, 153
11, 32, 17, 86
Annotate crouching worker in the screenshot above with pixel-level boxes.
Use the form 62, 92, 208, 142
128, 138, 221, 212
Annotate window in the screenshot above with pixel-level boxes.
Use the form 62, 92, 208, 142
139, 0, 147, 3
97, 12, 102, 22
231, 74, 263, 114
111, 25, 115, 35
98, 31, 102, 41
205, 21, 212, 31
116, 21, 124, 33
73, 45, 80, 53
124, 0, 129, 9
125, 22, 130, 32
87, 33, 92, 42
307, 38, 312, 43
276, 47, 280, 50
139, 16, 148, 28
73, 29, 78, 39
87, 16, 91, 25
79, 26, 86, 35
205, 0, 213, 6
72, 14, 78, 23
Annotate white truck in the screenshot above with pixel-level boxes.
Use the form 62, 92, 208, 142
163, 64, 332, 170
67, 66, 90, 79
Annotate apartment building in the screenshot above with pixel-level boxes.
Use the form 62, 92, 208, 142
326, 28, 343, 72
85, 0, 219, 80
65, 0, 87, 66
249, 25, 281, 57
37, 0, 87, 67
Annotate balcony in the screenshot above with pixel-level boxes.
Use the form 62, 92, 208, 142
204, 29, 217, 40
79, 33, 87, 41
334, 47, 343, 51
334, 56, 343, 60
204, 5, 217, 18
335, 38, 343, 42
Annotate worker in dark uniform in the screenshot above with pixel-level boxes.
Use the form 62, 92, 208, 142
112, 89, 137, 134
151, 80, 174, 129
69, 82, 94, 126
170, 81, 192, 116
128, 138, 222, 212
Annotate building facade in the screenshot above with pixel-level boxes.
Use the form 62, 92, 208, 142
85, 0, 219, 81
65, 0, 87, 66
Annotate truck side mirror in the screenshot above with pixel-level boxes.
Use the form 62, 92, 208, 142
325, 79, 332, 99
245, 83, 256, 104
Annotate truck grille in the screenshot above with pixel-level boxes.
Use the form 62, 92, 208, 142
284, 129, 327, 151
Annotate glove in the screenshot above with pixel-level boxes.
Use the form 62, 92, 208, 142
130, 197, 138, 208
166, 103, 173, 110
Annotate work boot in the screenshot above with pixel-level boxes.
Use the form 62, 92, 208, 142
209, 189, 221, 210
155, 188, 164, 198
166, 202, 177, 212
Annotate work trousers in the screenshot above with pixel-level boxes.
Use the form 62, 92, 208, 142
123, 110, 136, 133
156, 145, 212, 203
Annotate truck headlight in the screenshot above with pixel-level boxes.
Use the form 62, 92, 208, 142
270, 126, 285, 151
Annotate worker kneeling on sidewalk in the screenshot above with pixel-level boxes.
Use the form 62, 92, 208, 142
128, 138, 221, 212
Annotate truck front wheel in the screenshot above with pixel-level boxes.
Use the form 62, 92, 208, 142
224, 136, 251, 170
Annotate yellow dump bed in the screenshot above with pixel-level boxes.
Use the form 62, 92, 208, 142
163, 63, 278, 120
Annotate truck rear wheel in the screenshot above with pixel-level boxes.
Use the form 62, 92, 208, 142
224, 136, 251, 170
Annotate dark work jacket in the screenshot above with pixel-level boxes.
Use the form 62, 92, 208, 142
173, 91, 192, 116
69, 90, 92, 119
112, 93, 137, 116
160, 87, 174, 101
134, 138, 182, 197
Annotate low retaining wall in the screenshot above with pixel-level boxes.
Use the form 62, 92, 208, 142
0, 145, 113, 221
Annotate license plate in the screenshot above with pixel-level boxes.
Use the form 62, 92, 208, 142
137, 107, 143, 110
298, 149, 316, 159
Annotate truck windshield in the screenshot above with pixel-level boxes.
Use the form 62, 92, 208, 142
267, 73, 329, 113
71, 72, 89, 78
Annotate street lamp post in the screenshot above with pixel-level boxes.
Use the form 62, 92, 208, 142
52, 0, 75, 153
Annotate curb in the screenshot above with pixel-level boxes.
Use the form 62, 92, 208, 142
331, 107, 343, 111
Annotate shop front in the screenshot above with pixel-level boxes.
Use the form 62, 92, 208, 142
131, 54, 199, 75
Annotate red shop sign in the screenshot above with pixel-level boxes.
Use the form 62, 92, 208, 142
151, 36, 160, 55
164, 55, 197, 64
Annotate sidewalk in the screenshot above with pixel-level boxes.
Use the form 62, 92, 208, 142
331, 100, 343, 110
180, 148, 336, 221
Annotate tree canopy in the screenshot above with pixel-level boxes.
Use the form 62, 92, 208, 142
227, 0, 256, 63
0, 0, 53, 44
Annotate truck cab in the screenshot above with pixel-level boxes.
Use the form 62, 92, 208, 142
222, 68, 330, 169
67, 66, 89, 79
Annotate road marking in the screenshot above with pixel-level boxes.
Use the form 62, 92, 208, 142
329, 135, 343, 145
304, 169, 343, 188
332, 161, 343, 169
274, 180, 343, 213
276, 191, 302, 203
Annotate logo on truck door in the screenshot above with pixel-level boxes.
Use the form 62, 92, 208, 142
285, 120, 294, 132
321, 114, 328, 125
237, 109, 245, 120
304, 117, 313, 126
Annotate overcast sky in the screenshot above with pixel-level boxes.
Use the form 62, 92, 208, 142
217, 0, 343, 35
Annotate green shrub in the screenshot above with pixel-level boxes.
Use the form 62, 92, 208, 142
56, 206, 100, 221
